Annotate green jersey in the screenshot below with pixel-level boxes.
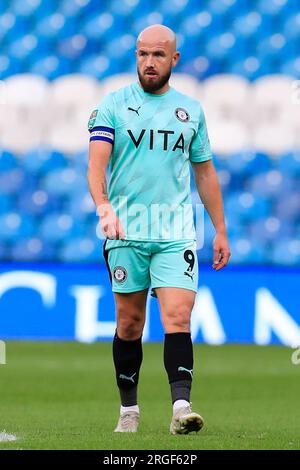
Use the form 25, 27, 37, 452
88, 81, 212, 246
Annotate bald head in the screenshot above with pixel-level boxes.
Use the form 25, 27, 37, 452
137, 24, 177, 54
136, 24, 180, 94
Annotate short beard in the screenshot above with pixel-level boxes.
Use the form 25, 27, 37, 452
137, 66, 172, 93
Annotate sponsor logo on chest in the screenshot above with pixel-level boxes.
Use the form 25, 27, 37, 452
125, 106, 191, 151
127, 129, 185, 151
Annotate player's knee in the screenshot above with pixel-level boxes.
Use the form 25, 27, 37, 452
117, 310, 144, 340
118, 321, 143, 340
164, 303, 192, 330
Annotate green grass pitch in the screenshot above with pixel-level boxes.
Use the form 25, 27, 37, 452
0, 342, 299, 450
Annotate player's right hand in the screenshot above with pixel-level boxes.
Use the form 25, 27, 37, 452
97, 203, 126, 240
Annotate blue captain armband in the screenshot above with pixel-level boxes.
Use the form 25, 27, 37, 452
89, 126, 115, 144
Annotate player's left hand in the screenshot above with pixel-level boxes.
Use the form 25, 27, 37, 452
212, 233, 231, 271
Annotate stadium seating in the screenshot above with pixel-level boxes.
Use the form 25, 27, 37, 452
0, 0, 299, 265
1, 0, 299, 80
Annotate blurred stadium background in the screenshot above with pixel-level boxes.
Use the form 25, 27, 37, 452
0, 0, 299, 344
1, 0, 300, 452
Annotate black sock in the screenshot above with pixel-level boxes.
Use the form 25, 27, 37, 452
112, 331, 143, 407
164, 332, 193, 404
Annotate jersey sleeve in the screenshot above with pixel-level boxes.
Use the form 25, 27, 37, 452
189, 105, 212, 163
88, 93, 115, 145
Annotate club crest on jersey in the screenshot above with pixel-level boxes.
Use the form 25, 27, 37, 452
113, 266, 127, 283
175, 108, 189, 122
88, 109, 98, 129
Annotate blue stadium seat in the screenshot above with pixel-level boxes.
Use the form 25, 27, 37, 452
0, 150, 18, 170
43, 168, 86, 197
29, 55, 71, 79
0, 55, 22, 78
84, 218, 102, 241
206, 32, 246, 62
180, 12, 223, 43
59, 237, 99, 262
110, 0, 154, 17
57, 34, 88, 60
0, 194, 13, 214
17, 189, 61, 216
131, 12, 166, 36
274, 190, 300, 221
179, 55, 221, 79
246, 170, 295, 197
226, 220, 247, 241
230, 236, 268, 264
159, 0, 191, 17
22, 149, 67, 175
283, 12, 300, 40
35, 12, 76, 40
70, 151, 88, 172
221, 151, 272, 177
68, 192, 95, 219
0, 11, 28, 43
0, 213, 37, 241
271, 238, 300, 265
225, 191, 271, 222
278, 151, 300, 175
0, 168, 27, 195
280, 58, 300, 78
58, 0, 90, 17
102, 34, 136, 61
12, 0, 43, 16
257, 0, 294, 16
18, 0, 57, 19
10, 237, 57, 261
0, 242, 9, 260
232, 11, 272, 41
216, 169, 232, 195
39, 213, 84, 242
246, 152, 273, 174
229, 56, 272, 80
256, 34, 296, 66
79, 54, 121, 78
8, 35, 41, 61
249, 217, 293, 243
83, 12, 124, 41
